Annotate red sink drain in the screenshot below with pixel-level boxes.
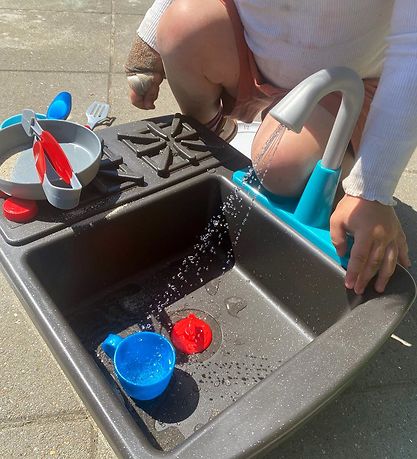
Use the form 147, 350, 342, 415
171, 313, 212, 354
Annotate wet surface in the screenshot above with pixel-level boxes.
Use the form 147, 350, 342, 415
19, 171, 355, 454
68, 255, 311, 451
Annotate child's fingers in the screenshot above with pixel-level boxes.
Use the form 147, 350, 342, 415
129, 88, 146, 109
354, 242, 385, 294
344, 234, 373, 291
128, 73, 162, 109
374, 243, 398, 293
143, 83, 160, 109
397, 231, 411, 267
330, 214, 348, 257
127, 73, 154, 96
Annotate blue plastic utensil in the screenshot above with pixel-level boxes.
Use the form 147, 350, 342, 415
46, 91, 72, 120
1, 113, 46, 129
102, 332, 176, 401
1, 92, 71, 129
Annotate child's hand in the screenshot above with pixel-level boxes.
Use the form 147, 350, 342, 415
128, 72, 164, 110
330, 195, 410, 294
125, 36, 165, 110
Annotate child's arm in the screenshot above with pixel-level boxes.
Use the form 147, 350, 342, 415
137, 0, 173, 52
332, 0, 416, 293
125, 0, 173, 109
125, 35, 165, 109
342, 0, 417, 205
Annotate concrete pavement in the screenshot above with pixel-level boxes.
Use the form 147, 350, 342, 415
0, 1, 417, 457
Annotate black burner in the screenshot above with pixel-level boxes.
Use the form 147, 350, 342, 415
93, 145, 144, 194
0, 114, 249, 246
118, 114, 219, 178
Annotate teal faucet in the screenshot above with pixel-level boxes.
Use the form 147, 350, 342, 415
232, 67, 365, 267
268, 67, 364, 228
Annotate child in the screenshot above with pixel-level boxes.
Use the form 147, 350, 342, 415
125, 0, 416, 294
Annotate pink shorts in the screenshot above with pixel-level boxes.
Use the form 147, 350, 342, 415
219, 0, 378, 154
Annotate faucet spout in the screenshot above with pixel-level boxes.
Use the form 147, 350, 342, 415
269, 67, 364, 170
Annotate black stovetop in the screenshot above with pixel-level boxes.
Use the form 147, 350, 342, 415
0, 114, 248, 246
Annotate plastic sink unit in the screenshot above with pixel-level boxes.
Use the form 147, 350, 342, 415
0, 115, 415, 458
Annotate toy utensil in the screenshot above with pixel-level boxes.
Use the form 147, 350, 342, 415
21, 109, 82, 209
85, 101, 110, 130
46, 91, 72, 120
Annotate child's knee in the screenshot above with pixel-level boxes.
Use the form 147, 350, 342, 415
157, 0, 206, 58
251, 151, 313, 197
251, 124, 318, 197
250, 110, 336, 196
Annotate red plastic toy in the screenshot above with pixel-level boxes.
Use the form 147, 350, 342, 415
3, 197, 38, 223
171, 313, 212, 354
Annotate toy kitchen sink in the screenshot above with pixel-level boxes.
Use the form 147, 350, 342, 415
0, 111, 415, 459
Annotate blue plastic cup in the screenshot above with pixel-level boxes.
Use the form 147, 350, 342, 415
101, 332, 176, 401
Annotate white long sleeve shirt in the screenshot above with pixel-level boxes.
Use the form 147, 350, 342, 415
138, 0, 417, 205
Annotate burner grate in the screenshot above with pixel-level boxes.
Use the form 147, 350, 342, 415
0, 114, 249, 246
92, 145, 145, 194
118, 114, 219, 178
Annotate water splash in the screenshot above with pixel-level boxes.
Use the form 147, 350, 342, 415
145, 124, 286, 317
232, 125, 286, 246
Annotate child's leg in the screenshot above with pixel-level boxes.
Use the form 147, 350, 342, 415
157, 0, 240, 125
252, 79, 378, 198
251, 106, 354, 197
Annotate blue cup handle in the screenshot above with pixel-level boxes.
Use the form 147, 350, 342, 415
102, 333, 123, 360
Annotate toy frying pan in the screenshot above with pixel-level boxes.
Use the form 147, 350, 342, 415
21, 109, 82, 209
0, 117, 102, 206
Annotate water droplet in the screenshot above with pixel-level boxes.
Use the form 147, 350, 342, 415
225, 296, 247, 318
205, 278, 221, 296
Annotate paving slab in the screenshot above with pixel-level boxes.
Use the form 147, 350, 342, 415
113, 0, 155, 15
394, 173, 417, 291
94, 430, 118, 459
0, 10, 111, 72
0, 71, 109, 124
0, 417, 94, 458
405, 147, 417, 172
396, 171, 417, 211
0, 274, 86, 421
0, 0, 111, 12
265, 384, 417, 459
112, 14, 144, 73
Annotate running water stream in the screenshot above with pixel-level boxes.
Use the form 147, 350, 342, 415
149, 123, 287, 319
